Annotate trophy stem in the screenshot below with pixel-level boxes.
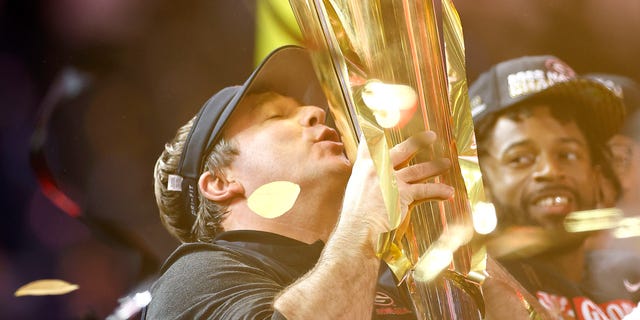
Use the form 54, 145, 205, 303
289, 0, 482, 318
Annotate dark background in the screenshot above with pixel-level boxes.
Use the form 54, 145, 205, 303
1, 0, 638, 318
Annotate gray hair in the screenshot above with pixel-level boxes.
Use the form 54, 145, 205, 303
153, 117, 239, 243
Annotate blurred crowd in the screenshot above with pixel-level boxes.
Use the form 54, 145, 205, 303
1, 0, 639, 319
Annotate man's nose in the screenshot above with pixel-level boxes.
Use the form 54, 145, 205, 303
532, 153, 565, 182
298, 106, 327, 127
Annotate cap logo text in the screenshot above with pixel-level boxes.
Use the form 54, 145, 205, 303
507, 58, 576, 98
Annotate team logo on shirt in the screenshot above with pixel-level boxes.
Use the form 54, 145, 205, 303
537, 291, 635, 320
374, 291, 413, 316
374, 292, 395, 306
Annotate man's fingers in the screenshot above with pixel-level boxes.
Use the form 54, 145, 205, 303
396, 158, 451, 183
406, 183, 455, 202
389, 131, 437, 167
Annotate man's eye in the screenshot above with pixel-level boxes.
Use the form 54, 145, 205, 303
507, 154, 535, 167
558, 151, 581, 162
561, 152, 578, 161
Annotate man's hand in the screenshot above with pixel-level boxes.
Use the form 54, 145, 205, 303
275, 131, 454, 319
340, 131, 454, 254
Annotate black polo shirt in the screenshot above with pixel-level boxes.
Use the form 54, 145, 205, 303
143, 230, 416, 319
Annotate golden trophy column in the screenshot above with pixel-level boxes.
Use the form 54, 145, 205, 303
289, 0, 485, 319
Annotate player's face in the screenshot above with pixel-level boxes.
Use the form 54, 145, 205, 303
479, 105, 599, 235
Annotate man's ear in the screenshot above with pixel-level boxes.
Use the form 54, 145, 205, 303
198, 170, 244, 202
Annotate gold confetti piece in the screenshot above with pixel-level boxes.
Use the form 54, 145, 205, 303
413, 244, 454, 282
15, 279, 79, 297
412, 224, 474, 282
247, 181, 300, 219
565, 208, 640, 238
613, 217, 640, 239
564, 207, 623, 232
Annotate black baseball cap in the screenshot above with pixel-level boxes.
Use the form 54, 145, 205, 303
469, 55, 625, 143
172, 45, 327, 218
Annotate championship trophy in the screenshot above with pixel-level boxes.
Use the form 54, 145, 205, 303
288, 0, 486, 318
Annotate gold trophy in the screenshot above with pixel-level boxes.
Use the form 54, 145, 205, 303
289, 0, 485, 318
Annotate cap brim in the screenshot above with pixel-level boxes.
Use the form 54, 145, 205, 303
205, 45, 327, 149
245, 45, 328, 109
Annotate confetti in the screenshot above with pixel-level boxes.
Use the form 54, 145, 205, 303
15, 279, 79, 297
247, 181, 300, 218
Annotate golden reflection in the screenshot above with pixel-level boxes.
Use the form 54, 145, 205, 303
361, 80, 418, 128
472, 201, 497, 235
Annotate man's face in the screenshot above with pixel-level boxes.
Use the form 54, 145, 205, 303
608, 134, 640, 202
222, 92, 352, 195
479, 104, 599, 235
